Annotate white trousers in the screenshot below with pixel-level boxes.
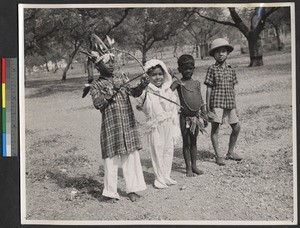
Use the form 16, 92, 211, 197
148, 119, 177, 188
102, 151, 147, 199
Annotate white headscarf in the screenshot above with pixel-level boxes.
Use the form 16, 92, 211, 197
144, 59, 172, 92
142, 59, 181, 142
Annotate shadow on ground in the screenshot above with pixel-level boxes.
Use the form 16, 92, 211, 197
174, 147, 215, 161
26, 77, 87, 99
45, 169, 111, 201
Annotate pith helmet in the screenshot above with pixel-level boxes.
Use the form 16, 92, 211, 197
209, 38, 234, 57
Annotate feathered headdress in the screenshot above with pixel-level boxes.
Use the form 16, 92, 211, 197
84, 33, 115, 63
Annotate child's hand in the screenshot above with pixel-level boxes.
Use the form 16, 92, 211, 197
168, 67, 176, 78
140, 74, 150, 88
103, 87, 116, 100
136, 104, 143, 111
114, 78, 123, 90
207, 110, 215, 122
200, 111, 208, 128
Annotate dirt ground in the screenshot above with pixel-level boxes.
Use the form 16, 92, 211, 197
23, 52, 295, 224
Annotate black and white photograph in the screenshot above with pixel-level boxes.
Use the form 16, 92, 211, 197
19, 2, 297, 226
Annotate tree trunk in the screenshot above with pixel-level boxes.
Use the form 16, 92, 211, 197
274, 26, 283, 51
62, 42, 82, 80
62, 62, 71, 81
53, 62, 59, 73
196, 45, 200, 58
87, 58, 94, 83
45, 61, 49, 72
248, 33, 263, 67
173, 42, 178, 57
142, 47, 147, 66
191, 45, 195, 55
84, 61, 87, 73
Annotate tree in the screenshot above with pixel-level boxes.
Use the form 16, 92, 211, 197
118, 8, 192, 65
266, 7, 290, 51
194, 7, 280, 66
24, 8, 132, 80
183, 8, 224, 59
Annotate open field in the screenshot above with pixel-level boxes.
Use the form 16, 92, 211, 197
23, 51, 295, 224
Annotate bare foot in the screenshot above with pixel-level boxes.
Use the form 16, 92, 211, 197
192, 167, 204, 175
186, 170, 195, 177
127, 192, 141, 202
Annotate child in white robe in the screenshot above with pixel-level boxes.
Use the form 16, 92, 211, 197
137, 59, 180, 189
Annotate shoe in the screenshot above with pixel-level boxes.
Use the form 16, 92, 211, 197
226, 153, 242, 161
216, 157, 226, 166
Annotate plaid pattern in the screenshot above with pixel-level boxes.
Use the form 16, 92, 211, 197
90, 73, 143, 159
204, 62, 238, 109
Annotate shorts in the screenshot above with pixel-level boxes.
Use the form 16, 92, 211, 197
208, 108, 239, 125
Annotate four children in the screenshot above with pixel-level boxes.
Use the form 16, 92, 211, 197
88, 37, 241, 201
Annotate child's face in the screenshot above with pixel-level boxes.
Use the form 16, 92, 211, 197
178, 64, 195, 80
213, 47, 228, 63
97, 57, 115, 76
147, 66, 164, 88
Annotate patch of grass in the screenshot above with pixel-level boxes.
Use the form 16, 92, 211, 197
241, 105, 271, 120
267, 114, 292, 131
32, 135, 61, 148
272, 145, 293, 174
26, 170, 48, 183
239, 80, 291, 96
242, 126, 274, 144
53, 154, 90, 168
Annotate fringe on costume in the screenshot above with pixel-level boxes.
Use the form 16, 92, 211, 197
184, 114, 207, 136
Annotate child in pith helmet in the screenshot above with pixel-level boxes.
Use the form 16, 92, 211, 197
204, 38, 242, 166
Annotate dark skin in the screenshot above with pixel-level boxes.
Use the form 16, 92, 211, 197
207, 47, 241, 164
91, 53, 148, 202
178, 63, 207, 177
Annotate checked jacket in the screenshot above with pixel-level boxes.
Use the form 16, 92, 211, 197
204, 61, 238, 109
90, 72, 144, 159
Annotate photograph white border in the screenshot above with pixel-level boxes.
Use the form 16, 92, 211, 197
19, 2, 297, 225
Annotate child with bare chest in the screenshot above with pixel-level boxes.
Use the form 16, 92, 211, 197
171, 54, 208, 177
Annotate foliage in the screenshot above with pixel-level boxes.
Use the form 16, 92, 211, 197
193, 6, 282, 66
24, 8, 132, 79
112, 8, 192, 64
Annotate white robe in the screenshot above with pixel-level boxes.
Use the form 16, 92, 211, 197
139, 59, 181, 188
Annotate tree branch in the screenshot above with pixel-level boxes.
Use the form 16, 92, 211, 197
228, 7, 250, 37
194, 10, 236, 27
264, 7, 280, 19
105, 8, 132, 36
255, 7, 280, 35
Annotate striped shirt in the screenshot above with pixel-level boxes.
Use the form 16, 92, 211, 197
90, 72, 144, 159
204, 62, 238, 109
